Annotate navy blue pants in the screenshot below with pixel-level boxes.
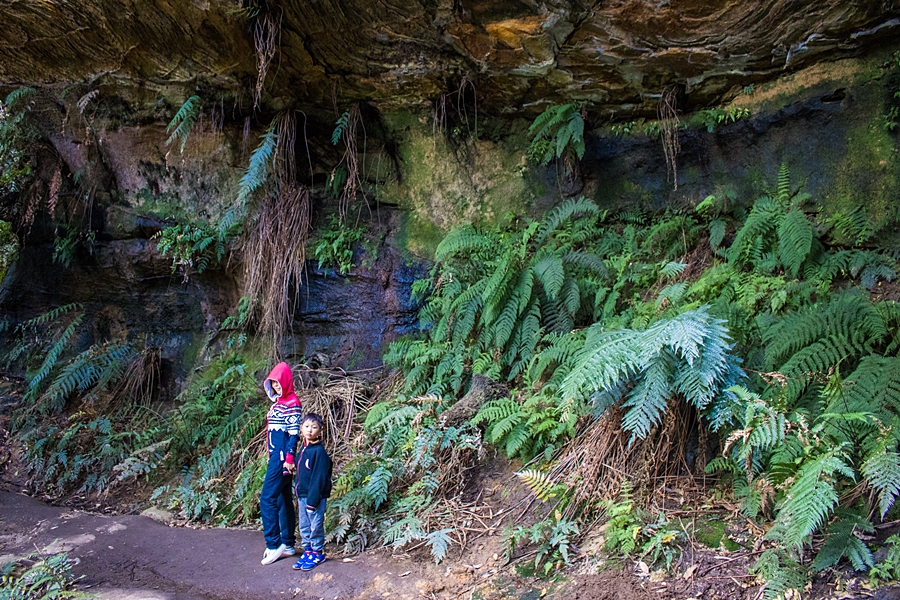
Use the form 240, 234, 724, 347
260, 453, 296, 550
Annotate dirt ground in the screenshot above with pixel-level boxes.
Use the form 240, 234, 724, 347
0, 489, 661, 600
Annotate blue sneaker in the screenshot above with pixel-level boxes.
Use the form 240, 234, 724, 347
300, 551, 326, 570
292, 548, 313, 570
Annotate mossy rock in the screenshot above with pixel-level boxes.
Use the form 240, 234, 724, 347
694, 518, 741, 551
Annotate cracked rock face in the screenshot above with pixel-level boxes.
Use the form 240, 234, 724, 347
1, 0, 898, 114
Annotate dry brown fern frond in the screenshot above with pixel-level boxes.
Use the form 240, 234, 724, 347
242, 182, 310, 352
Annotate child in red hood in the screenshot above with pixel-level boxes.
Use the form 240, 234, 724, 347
259, 362, 302, 565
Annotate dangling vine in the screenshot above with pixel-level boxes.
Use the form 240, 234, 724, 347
659, 85, 680, 191
252, 3, 281, 109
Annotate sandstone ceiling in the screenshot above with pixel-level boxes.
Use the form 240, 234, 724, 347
1, 0, 899, 116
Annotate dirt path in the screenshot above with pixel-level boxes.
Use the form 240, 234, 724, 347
2, 490, 754, 600
0, 491, 434, 600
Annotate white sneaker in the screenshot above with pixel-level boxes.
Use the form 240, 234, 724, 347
261, 544, 287, 565
282, 546, 296, 557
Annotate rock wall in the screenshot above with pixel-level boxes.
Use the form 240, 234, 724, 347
0, 48, 898, 394
1, 0, 898, 116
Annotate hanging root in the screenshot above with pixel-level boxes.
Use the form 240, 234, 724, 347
253, 8, 280, 109
659, 85, 680, 191
242, 183, 310, 351
272, 109, 297, 186
332, 103, 364, 220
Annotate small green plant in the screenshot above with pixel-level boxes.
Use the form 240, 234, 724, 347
154, 221, 227, 280
694, 106, 750, 132
52, 224, 95, 268
313, 214, 362, 275
870, 534, 900, 586
600, 483, 644, 555
639, 513, 683, 571
0, 551, 87, 599
506, 510, 580, 577
527, 103, 585, 165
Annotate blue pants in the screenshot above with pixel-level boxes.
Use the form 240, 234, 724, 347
297, 496, 326, 552
260, 454, 296, 550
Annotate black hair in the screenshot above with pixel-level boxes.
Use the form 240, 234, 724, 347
302, 412, 324, 430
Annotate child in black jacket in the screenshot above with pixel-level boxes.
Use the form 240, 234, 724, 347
292, 413, 333, 571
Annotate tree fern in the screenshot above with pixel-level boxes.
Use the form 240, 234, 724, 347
560, 306, 744, 440
165, 95, 202, 154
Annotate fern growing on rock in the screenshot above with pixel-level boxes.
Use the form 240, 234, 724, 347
527, 103, 586, 165
165, 95, 201, 154
387, 197, 605, 399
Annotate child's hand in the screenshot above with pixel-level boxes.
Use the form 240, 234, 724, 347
283, 461, 296, 474
306, 504, 317, 514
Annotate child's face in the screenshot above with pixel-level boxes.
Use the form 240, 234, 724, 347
271, 380, 282, 396
301, 419, 321, 442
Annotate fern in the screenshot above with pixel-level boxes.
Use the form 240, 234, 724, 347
23, 311, 84, 403
862, 441, 900, 519
426, 528, 453, 564
165, 95, 202, 154
534, 197, 599, 246
517, 468, 558, 501
751, 550, 808, 600
4, 86, 37, 110
219, 125, 277, 237
812, 511, 874, 572
332, 110, 350, 145
528, 103, 585, 165
770, 448, 854, 549
560, 306, 744, 440
777, 209, 815, 277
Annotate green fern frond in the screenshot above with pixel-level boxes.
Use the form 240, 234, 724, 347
727, 198, 783, 265
811, 511, 874, 572
4, 87, 36, 110
751, 550, 808, 600
534, 255, 565, 299
775, 163, 792, 207
772, 449, 854, 549
165, 95, 202, 154
332, 111, 350, 145
24, 312, 84, 402
862, 443, 900, 519
535, 197, 599, 246
777, 209, 814, 277
425, 528, 454, 564
435, 226, 494, 261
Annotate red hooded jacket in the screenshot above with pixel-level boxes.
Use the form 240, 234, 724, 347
264, 362, 302, 465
